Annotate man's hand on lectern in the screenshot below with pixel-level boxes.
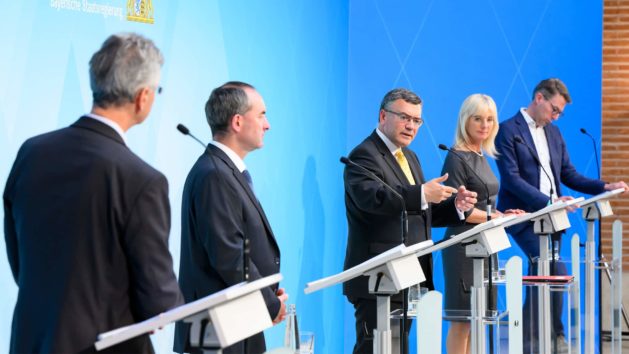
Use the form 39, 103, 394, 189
555, 196, 577, 212
604, 181, 629, 194
273, 288, 289, 324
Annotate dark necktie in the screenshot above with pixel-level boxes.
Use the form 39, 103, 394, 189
242, 169, 255, 193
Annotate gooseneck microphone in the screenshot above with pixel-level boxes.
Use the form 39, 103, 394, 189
176, 124, 251, 285
438, 144, 491, 221
340, 156, 410, 354
513, 136, 554, 204
176, 124, 206, 148
340, 156, 408, 244
580, 128, 601, 179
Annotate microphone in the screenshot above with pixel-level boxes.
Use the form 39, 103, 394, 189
513, 136, 554, 204
176, 124, 250, 284
176, 124, 206, 148
580, 128, 601, 179
438, 144, 491, 221
340, 156, 408, 243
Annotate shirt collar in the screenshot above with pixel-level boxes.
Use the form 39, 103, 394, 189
375, 128, 401, 155
210, 140, 247, 173
85, 113, 127, 144
520, 107, 539, 129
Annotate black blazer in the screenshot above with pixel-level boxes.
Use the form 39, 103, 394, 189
174, 144, 281, 354
3, 117, 183, 353
343, 131, 462, 300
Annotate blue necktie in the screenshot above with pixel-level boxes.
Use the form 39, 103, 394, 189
242, 169, 255, 193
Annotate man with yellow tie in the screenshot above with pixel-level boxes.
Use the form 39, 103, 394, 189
342, 88, 478, 354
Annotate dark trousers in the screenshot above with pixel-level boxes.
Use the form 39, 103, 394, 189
348, 296, 412, 354
514, 227, 567, 340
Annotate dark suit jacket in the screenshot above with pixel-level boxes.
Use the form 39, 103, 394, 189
3, 117, 183, 353
495, 111, 606, 235
174, 144, 281, 354
343, 130, 463, 300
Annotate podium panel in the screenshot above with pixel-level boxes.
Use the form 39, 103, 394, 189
208, 291, 272, 347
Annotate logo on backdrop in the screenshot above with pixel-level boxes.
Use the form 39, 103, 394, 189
50, 0, 125, 21
126, 0, 154, 24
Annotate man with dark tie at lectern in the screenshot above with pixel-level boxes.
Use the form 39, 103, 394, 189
342, 88, 478, 354
3, 33, 183, 353
495, 78, 629, 352
174, 82, 288, 354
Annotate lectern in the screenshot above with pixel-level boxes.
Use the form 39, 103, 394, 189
95, 273, 282, 353
305, 240, 433, 354
503, 198, 582, 354
578, 188, 624, 353
305, 217, 517, 354
411, 216, 516, 354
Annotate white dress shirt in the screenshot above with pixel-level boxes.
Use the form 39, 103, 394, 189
375, 128, 429, 211
521, 108, 557, 201
210, 140, 246, 173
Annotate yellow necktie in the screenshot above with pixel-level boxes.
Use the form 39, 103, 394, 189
395, 150, 415, 185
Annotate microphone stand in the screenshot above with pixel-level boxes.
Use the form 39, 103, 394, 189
514, 136, 561, 351
340, 157, 409, 354
513, 136, 557, 271
581, 129, 602, 348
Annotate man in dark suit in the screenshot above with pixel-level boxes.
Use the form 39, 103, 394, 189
174, 82, 287, 354
3, 33, 183, 353
495, 78, 628, 351
343, 88, 477, 354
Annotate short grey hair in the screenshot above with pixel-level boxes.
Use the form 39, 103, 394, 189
205, 81, 255, 136
379, 88, 422, 112
89, 33, 163, 108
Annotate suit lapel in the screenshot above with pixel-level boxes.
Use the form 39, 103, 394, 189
404, 148, 425, 184
369, 131, 410, 186
514, 113, 537, 155
232, 169, 277, 241
207, 145, 278, 246
544, 126, 561, 183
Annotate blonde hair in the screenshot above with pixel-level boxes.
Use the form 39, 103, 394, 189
454, 93, 499, 157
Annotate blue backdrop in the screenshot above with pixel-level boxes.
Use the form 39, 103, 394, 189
0, 1, 603, 352
347, 1, 603, 352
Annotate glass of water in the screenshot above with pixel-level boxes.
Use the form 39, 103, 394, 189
407, 284, 428, 314
299, 331, 314, 353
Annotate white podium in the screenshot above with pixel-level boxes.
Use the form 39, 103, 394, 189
304, 217, 516, 354
412, 216, 516, 354
305, 240, 433, 354
94, 273, 282, 353
502, 198, 583, 354
578, 188, 624, 354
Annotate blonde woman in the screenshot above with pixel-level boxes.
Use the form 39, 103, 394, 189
440, 94, 523, 353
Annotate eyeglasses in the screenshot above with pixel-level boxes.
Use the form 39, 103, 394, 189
544, 96, 563, 117
383, 109, 423, 127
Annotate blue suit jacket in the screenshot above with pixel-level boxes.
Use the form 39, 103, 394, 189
495, 111, 605, 235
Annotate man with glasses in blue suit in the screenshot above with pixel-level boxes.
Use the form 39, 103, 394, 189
495, 78, 628, 352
